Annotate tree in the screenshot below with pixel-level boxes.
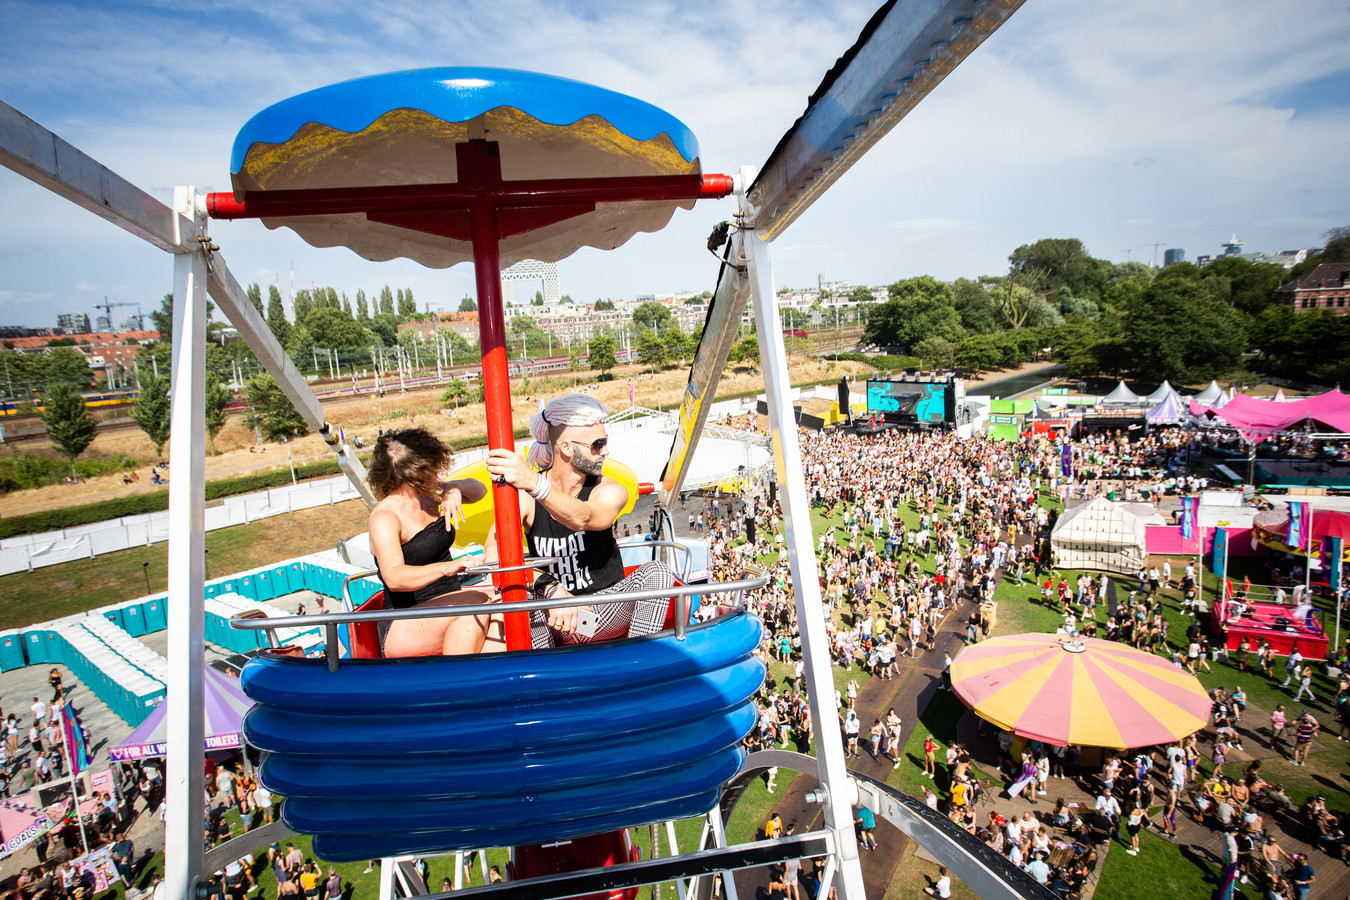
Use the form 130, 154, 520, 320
42, 347, 94, 391
637, 329, 667, 369
246, 283, 265, 317
440, 378, 469, 408
130, 373, 172, 456
863, 276, 964, 349
41, 383, 96, 476
367, 314, 399, 347
532, 290, 545, 306
204, 380, 231, 455
955, 334, 1002, 371
914, 336, 957, 369
292, 289, 314, 323
397, 287, 416, 319
594, 299, 616, 311
303, 307, 368, 348
1323, 225, 1350, 262
780, 308, 810, 330
379, 285, 395, 317
510, 315, 537, 334
632, 302, 673, 331
683, 296, 705, 305
266, 286, 290, 347
150, 293, 173, 337
588, 335, 617, 375
1121, 272, 1247, 382
342, 296, 353, 317
728, 336, 759, 365
951, 279, 1003, 334
244, 374, 309, 441
849, 285, 875, 304
1009, 238, 1109, 303
459, 297, 477, 313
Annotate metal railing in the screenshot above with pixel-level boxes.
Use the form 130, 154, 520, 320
233, 561, 769, 670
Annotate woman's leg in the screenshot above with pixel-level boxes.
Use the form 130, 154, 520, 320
382, 589, 493, 657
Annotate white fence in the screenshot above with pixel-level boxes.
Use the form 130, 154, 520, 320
0, 475, 363, 577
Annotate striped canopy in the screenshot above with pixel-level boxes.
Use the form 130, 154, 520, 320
110, 665, 253, 761
950, 633, 1211, 749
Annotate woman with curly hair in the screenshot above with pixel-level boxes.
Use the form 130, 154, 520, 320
367, 427, 494, 657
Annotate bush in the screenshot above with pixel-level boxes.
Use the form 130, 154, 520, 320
824, 352, 921, 371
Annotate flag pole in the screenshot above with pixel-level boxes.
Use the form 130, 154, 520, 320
1305, 504, 1314, 601
55, 703, 91, 857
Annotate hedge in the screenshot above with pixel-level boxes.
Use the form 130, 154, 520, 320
824, 352, 920, 371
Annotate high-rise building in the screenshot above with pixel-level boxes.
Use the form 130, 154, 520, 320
57, 313, 91, 334
1163, 248, 1186, 267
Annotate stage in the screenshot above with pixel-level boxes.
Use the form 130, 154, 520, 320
1212, 600, 1328, 660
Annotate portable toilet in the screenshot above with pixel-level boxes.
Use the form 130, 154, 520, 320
43, 632, 64, 665
142, 598, 167, 632
121, 604, 147, 637
253, 569, 277, 602
283, 561, 307, 593
0, 632, 26, 671
24, 630, 48, 664
235, 574, 259, 602
102, 607, 124, 630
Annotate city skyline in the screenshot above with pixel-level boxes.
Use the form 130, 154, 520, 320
1, 0, 1348, 329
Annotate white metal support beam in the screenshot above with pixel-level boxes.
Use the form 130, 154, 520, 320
738, 165, 865, 900
0, 98, 374, 508
165, 186, 209, 900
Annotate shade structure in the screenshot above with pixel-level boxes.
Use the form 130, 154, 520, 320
1190, 389, 1350, 444
1099, 381, 1142, 405
950, 633, 1212, 749
109, 665, 253, 761
226, 67, 705, 269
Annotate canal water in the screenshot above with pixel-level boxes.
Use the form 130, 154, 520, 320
966, 365, 1065, 399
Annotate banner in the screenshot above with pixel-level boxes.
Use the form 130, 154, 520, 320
0, 794, 56, 859
1181, 496, 1197, 541
69, 847, 121, 894
1060, 444, 1073, 479
1330, 536, 1344, 597
1288, 501, 1310, 550
1213, 527, 1228, 579
62, 702, 90, 775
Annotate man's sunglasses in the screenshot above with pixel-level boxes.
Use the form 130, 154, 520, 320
570, 437, 608, 454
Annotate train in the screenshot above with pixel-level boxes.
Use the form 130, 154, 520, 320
0, 387, 141, 416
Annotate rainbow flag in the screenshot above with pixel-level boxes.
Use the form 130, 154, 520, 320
1288, 501, 1311, 550
62, 702, 90, 775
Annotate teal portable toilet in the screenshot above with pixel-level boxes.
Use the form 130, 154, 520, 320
0, 633, 25, 671
216, 578, 238, 598
142, 598, 167, 632
284, 562, 306, 593
253, 569, 276, 601
234, 575, 253, 601
121, 604, 147, 637
25, 631, 48, 664
204, 581, 223, 599
44, 632, 64, 666
102, 608, 124, 630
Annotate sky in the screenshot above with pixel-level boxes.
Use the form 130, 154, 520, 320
0, 0, 1348, 330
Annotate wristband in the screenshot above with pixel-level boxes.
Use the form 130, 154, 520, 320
534, 571, 559, 596
530, 472, 552, 501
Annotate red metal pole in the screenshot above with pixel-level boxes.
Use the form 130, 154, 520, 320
463, 151, 532, 649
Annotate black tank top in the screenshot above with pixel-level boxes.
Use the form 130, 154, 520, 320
377, 517, 464, 609
526, 474, 624, 595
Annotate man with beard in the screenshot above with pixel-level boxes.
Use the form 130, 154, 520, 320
487, 394, 675, 648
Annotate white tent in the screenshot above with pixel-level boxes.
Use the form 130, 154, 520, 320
1050, 497, 1147, 575
1194, 381, 1225, 405
1145, 380, 1178, 405
1273, 388, 1289, 402
1101, 381, 1142, 404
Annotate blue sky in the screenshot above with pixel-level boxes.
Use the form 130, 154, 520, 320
1, 0, 1348, 329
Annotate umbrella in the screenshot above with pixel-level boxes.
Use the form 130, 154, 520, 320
950, 633, 1212, 749
110, 666, 254, 761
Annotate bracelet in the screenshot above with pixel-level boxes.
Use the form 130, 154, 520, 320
530, 472, 552, 501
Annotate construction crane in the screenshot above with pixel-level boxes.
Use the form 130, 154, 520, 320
1137, 242, 1167, 268
93, 297, 144, 332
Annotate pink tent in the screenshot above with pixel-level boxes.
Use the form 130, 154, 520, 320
1191, 389, 1350, 443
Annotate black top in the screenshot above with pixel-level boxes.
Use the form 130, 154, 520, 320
377, 516, 464, 609
526, 474, 624, 595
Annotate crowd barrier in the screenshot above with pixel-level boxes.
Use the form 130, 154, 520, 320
0, 475, 365, 577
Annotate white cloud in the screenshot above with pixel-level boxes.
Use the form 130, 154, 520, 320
0, 0, 1347, 325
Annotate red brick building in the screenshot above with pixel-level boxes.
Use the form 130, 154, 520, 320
1276, 263, 1350, 314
